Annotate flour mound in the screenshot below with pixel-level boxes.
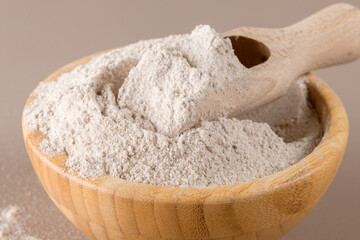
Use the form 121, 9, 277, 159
118, 25, 248, 135
23, 25, 322, 187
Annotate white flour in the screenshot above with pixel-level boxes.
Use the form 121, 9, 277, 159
23, 25, 322, 187
118, 25, 248, 136
0, 206, 39, 240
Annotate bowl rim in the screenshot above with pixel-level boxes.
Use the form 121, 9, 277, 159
22, 49, 349, 204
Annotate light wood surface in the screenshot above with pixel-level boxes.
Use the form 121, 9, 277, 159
171, 3, 360, 136
22, 50, 348, 239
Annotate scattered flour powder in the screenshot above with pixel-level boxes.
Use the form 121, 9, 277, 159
0, 206, 39, 240
23, 25, 322, 187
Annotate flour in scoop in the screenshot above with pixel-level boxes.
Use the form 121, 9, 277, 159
23, 25, 322, 187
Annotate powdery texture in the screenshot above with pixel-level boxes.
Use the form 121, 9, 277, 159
0, 206, 39, 240
23, 25, 322, 188
118, 25, 248, 135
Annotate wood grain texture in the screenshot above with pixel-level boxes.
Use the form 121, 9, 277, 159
22, 51, 348, 239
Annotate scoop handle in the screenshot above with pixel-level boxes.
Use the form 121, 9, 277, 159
289, 3, 360, 73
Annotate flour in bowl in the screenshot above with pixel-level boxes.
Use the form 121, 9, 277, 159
23, 25, 322, 187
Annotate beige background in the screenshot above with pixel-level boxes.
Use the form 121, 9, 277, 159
1, 0, 359, 239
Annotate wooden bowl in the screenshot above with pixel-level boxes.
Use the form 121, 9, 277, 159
22, 52, 348, 240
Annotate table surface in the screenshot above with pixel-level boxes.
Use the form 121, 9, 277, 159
1, 0, 359, 239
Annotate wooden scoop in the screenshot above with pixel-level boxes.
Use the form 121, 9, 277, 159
173, 3, 360, 136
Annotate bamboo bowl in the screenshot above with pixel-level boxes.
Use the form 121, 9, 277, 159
22, 52, 348, 240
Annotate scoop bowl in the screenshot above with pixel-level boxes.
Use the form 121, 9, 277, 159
22, 52, 348, 240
